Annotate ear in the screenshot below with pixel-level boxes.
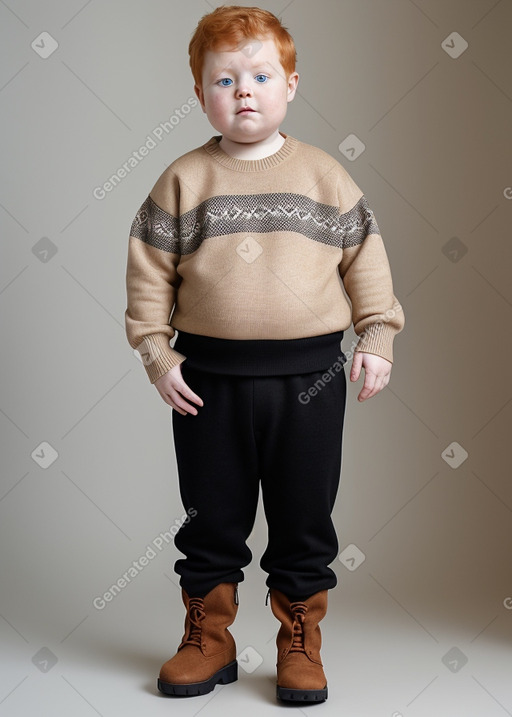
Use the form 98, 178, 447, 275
286, 72, 299, 102
194, 83, 206, 113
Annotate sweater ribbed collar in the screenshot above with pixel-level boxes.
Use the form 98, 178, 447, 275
202, 132, 299, 172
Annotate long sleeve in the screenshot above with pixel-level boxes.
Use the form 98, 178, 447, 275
337, 188, 405, 364
125, 177, 187, 384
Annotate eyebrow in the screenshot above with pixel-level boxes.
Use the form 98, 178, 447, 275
210, 61, 273, 77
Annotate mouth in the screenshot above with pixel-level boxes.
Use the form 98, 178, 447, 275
237, 107, 256, 114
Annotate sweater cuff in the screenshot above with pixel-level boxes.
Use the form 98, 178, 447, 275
353, 322, 397, 364
136, 333, 187, 384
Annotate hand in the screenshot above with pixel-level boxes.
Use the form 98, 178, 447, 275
350, 352, 392, 402
153, 363, 204, 416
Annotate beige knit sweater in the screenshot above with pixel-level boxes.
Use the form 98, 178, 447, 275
125, 133, 405, 383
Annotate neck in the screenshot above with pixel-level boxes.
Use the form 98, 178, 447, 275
219, 131, 285, 160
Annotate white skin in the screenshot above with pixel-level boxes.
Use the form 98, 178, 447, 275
155, 36, 392, 414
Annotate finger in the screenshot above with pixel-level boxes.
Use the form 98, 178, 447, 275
358, 371, 377, 401
350, 352, 362, 382
170, 373, 203, 404
158, 383, 200, 415
374, 373, 390, 394
361, 373, 389, 400
157, 390, 189, 414
171, 390, 201, 415
170, 380, 204, 408
371, 376, 385, 397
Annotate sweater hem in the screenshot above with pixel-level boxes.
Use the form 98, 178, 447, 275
173, 330, 347, 376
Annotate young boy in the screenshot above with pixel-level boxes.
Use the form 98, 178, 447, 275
125, 4, 404, 704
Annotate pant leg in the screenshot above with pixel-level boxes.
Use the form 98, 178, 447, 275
255, 365, 347, 602
171, 362, 260, 598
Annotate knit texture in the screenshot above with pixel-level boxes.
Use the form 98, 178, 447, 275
125, 132, 404, 383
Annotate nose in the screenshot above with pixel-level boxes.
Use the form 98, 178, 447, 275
235, 85, 252, 98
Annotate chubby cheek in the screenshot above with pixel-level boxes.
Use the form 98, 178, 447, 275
261, 85, 287, 111
264, 90, 287, 118
204, 90, 229, 120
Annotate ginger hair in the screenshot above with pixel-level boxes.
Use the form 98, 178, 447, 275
188, 5, 297, 88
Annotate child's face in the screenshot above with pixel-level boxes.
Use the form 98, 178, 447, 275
195, 36, 299, 143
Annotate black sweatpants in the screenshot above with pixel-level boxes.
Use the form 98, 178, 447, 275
172, 361, 347, 603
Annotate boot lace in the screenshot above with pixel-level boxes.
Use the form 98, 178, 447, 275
182, 597, 206, 648
289, 602, 308, 653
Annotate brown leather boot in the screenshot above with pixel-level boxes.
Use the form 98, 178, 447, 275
267, 587, 329, 702
157, 582, 239, 697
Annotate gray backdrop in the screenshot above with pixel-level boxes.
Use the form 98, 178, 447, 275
1, 1, 512, 715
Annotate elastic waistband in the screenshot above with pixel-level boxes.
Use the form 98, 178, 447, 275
172, 330, 346, 376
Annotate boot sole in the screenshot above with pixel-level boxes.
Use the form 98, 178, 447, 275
276, 684, 328, 702
157, 659, 238, 697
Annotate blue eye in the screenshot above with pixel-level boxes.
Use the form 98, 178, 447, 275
218, 78, 233, 86
255, 74, 268, 83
